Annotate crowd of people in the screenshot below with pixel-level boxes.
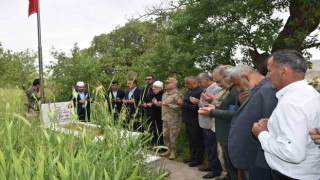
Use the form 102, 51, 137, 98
26, 49, 320, 179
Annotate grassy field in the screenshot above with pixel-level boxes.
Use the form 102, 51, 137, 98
0, 88, 167, 179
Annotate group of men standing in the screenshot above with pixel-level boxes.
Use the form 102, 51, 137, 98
26, 49, 320, 179
198, 49, 320, 179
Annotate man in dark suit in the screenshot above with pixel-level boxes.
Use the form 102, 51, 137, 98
141, 75, 155, 121
106, 80, 126, 114
176, 76, 205, 167
228, 65, 278, 180
123, 79, 142, 131
70, 81, 93, 122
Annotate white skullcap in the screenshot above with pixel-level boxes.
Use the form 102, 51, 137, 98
76, 81, 85, 87
153, 81, 163, 89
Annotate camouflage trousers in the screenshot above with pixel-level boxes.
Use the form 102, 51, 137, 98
163, 120, 181, 151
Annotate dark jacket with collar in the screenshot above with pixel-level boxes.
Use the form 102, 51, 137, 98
106, 89, 126, 113
70, 90, 93, 120
228, 78, 278, 170
209, 85, 239, 146
125, 87, 142, 117
147, 91, 164, 122
182, 86, 204, 125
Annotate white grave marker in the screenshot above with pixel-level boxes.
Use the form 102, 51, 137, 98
41, 101, 74, 127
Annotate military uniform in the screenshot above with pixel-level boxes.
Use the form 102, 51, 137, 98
162, 89, 183, 152
25, 87, 40, 113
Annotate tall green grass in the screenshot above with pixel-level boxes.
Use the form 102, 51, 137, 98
0, 87, 167, 179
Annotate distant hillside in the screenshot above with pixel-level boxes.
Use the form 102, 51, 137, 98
310, 60, 320, 71
306, 60, 320, 80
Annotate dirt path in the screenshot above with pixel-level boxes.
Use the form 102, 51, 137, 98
160, 157, 227, 180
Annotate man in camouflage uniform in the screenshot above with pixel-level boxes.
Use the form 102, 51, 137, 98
25, 79, 41, 115
155, 77, 183, 160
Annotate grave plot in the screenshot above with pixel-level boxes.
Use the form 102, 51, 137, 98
41, 101, 160, 166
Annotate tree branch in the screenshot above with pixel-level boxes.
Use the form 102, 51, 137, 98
272, 0, 320, 52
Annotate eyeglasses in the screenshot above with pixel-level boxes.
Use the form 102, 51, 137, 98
215, 76, 225, 84
145, 78, 152, 81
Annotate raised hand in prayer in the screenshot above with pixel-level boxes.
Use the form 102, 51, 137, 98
189, 96, 200, 105
198, 106, 212, 116
309, 127, 320, 144
201, 93, 217, 102
252, 118, 268, 138
239, 91, 250, 105
175, 97, 183, 106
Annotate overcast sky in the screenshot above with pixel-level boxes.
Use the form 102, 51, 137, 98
0, 0, 319, 68
0, 0, 163, 65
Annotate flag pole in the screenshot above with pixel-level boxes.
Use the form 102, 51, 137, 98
36, 0, 45, 103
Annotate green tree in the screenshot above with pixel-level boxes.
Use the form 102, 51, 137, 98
89, 20, 160, 83
147, 0, 320, 74
0, 43, 37, 88
48, 44, 101, 101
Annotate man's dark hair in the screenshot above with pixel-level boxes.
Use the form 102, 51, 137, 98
269, 49, 308, 74
128, 79, 138, 85
33, 79, 40, 86
146, 75, 154, 79
111, 80, 118, 85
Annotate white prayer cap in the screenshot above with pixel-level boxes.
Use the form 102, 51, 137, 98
76, 81, 85, 87
153, 81, 163, 89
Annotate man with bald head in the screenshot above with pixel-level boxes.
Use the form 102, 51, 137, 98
176, 76, 205, 168
252, 49, 320, 179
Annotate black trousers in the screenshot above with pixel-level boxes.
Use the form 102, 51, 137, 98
150, 116, 164, 146
185, 122, 205, 163
222, 144, 238, 180
271, 170, 297, 180
203, 129, 222, 174
78, 107, 90, 121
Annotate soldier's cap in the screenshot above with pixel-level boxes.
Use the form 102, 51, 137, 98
165, 77, 178, 84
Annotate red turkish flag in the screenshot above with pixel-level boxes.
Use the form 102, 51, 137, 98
28, 0, 38, 17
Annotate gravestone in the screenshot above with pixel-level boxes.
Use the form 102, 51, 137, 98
40, 101, 161, 166
41, 101, 74, 127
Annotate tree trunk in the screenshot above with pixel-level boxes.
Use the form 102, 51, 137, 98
251, 0, 320, 75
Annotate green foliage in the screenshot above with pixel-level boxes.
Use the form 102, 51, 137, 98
309, 77, 320, 92
0, 88, 165, 179
90, 20, 160, 83
159, 0, 282, 68
0, 44, 37, 88
48, 44, 102, 101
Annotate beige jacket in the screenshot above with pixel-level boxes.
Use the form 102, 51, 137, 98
161, 89, 183, 121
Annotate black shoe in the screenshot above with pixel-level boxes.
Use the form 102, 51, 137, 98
215, 176, 230, 180
188, 161, 202, 167
198, 167, 211, 172
202, 172, 221, 179
183, 158, 193, 163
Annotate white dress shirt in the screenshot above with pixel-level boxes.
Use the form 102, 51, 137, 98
78, 91, 86, 108
258, 80, 320, 179
128, 87, 137, 99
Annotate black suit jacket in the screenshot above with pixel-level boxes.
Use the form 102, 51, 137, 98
125, 87, 142, 118
228, 78, 278, 170
182, 86, 204, 125
106, 89, 126, 113
70, 90, 92, 120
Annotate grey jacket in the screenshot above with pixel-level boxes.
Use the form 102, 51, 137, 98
228, 78, 278, 170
